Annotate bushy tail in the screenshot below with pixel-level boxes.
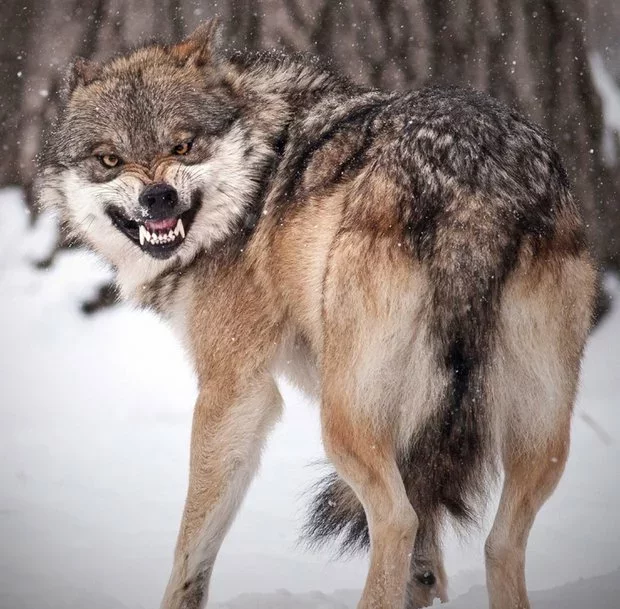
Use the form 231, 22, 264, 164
304, 194, 519, 554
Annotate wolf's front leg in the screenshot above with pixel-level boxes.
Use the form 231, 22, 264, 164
161, 372, 282, 609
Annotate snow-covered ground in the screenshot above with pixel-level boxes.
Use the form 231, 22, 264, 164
0, 187, 619, 609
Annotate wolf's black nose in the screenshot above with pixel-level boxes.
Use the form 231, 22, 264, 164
140, 183, 178, 218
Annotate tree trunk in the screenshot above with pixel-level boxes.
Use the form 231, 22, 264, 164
1, 0, 618, 269
0, 0, 36, 187
588, 0, 620, 81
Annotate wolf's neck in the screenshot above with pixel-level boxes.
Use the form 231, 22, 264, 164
229, 51, 391, 224
229, 51, 363, 122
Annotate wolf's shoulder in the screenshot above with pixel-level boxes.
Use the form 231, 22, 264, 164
300, 84, 564, 183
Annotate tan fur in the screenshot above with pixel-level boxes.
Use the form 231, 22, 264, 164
321, 397, 418, 609
319, 229, 422, 609
485, 414, 572, 609
155, 172, 596, 608
162, 257, 285, 609
482, 248, 596, 609
268, 189, 347, 355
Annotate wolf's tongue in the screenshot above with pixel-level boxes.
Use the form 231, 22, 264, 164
145, 217, 177, 232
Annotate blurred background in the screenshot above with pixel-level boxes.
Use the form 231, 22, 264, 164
0, 2, 619, 609
1, 0, 620, 281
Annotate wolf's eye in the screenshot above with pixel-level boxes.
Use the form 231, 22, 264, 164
99, 154, 121, 168
172, 141, 192, 156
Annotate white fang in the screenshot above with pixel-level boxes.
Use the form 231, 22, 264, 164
175, 219, 185, 239
139, 225, 150, 246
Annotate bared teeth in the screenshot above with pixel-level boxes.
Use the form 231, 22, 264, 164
175, 219, 185, 239
139, 225, 150, 246
139, 220, 185, 247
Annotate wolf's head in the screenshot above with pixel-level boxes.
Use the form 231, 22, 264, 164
38, 21, 280, 290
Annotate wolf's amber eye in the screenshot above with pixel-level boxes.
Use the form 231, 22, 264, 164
172, 141, 192, 156
99, 154, 121, 168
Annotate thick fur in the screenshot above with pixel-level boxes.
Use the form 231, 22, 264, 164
304, 86, 586, 549
38, 22, 597, 609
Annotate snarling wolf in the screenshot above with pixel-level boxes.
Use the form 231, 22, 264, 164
38, 20, 597, 609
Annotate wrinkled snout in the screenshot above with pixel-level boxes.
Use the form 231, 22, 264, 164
139, 183, 179, 219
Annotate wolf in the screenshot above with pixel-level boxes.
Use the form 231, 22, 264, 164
37, 20, 597, 609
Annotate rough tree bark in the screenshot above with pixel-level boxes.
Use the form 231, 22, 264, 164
0, 0, 618, 270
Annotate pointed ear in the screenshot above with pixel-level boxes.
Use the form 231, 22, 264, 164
68, 57, 103, 91
169, 19, 223, 67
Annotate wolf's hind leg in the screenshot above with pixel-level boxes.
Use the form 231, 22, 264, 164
160, 373, 282, 609
319, 230, 435, 608
321, 387, 418, 609
484, 252, 595, 609
484, 413, 570, 609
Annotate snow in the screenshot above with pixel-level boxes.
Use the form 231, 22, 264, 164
0, 188, 619, 609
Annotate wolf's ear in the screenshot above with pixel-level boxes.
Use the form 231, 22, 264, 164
169, 19, 223, 67
67, 58, 103, 91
